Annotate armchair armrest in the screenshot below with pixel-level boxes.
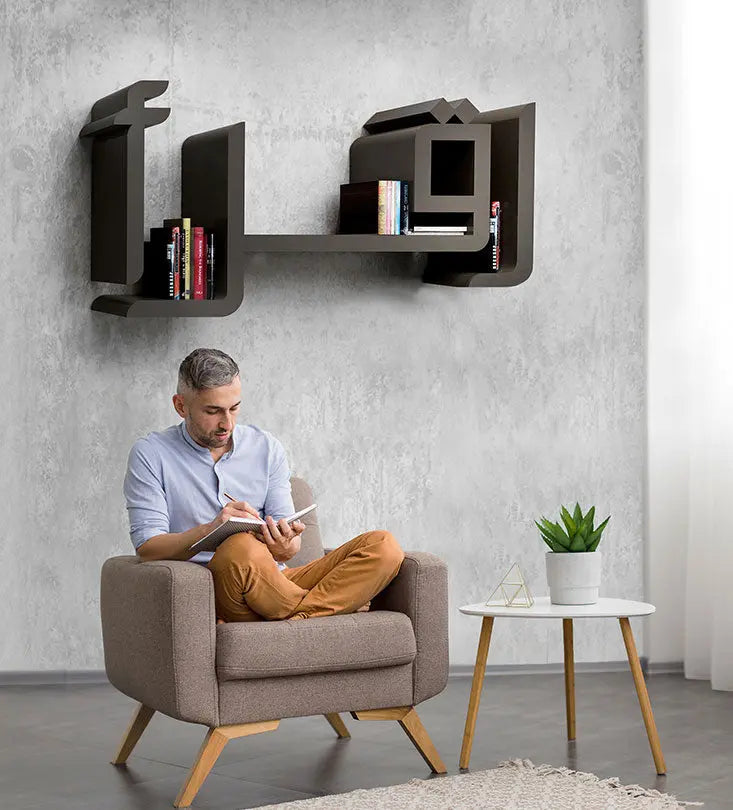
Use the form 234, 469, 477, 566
100, 556, 219, 726
371, 551, 449, 704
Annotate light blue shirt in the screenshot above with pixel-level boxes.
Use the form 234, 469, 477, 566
123, 422, 295, 565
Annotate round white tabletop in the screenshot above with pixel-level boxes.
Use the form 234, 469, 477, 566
459, 596, 655, 619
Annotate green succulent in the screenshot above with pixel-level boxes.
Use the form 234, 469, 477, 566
535, 503, 610, 553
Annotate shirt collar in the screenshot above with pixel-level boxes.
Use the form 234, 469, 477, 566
179, 421, 210, 455
179, 421, 238, 458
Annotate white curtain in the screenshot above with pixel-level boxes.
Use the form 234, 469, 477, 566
680, 1, 733, 690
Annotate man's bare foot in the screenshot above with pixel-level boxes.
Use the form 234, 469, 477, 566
216, 618, 226, 625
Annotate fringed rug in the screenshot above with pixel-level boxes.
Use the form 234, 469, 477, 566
253, 759, 702, 809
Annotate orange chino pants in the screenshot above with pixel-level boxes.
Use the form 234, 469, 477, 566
206, 530, 404, 622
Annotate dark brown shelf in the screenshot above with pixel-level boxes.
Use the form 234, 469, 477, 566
90, 295, 241, 318
81, 84, 535, 316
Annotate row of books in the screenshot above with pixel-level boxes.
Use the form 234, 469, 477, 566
144, 218, 215, 300
339, 180, 410, 235
339, 179, 503, 270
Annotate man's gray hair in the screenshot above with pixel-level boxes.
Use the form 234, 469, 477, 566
178, 348, 239, 393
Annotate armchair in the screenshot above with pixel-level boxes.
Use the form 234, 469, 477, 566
100, 478, 449, 807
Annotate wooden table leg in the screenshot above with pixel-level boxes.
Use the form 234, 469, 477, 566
563, 618, 576, 741
459, 616, 494, 770
619, 617, 667, 775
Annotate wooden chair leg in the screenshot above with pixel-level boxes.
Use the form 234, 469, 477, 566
111, 703, 155, 765
324, 713, 351, 738
351, 707, 447, 774
460, 615, 494, 769
563, 618, 576, 741
619, 617, 667, 775
174, 720, 279, 808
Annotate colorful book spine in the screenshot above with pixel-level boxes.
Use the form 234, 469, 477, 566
394, 181, 401, 235
192, 226, 205, 299
400, 182, 409, 234
166, 242, 174, 298
164, 218, 192, 298
386, 181, 393, 234
377, 181, 388, 234
206, 232, 215, 300
183, 219, 191, 298
172, 227, 181, 300
490, 201, 501, 271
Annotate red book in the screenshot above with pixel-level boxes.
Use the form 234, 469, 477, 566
192, 227, 205, 300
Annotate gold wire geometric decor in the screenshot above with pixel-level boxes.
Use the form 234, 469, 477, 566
485, 562, 534, 608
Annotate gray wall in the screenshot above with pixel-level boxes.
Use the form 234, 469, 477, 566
0, 0, 643, 671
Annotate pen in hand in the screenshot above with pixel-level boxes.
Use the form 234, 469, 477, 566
223, 493, 306, 535
223, 492, 261, 520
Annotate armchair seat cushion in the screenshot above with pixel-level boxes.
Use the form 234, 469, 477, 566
216, 611, 417, 681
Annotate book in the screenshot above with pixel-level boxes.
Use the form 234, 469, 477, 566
400, 182, 410, 234
394, 180, 401, 235
412, 225, 468, 233
164, 218, 191, 298
187, 504, 318, 555
386, 180, 393, 234
192, 226, 205, 299
489, 201, 501, 271
172, 226, 181, 299
377, 182, 387, 234
166, 243, 174, 298
144, 226, 177, 299
339, 180, 391, 234
206, 231, 215, 300
408, 231, 466, 236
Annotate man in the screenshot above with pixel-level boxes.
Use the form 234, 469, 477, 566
124, 348, 404, 623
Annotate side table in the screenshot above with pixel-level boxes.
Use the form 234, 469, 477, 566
458, 597, 665, 774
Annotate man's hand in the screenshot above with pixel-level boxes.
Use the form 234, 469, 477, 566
260, 517, 306, 563
209, 500, 261, 532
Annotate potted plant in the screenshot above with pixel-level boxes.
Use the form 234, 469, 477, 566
535, 504, 610, 605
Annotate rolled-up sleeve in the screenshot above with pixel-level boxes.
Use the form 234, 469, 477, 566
263, 437, 295, 520
123, 440, 170, 550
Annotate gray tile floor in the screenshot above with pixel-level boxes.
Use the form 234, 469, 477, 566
0, 673, 731, 809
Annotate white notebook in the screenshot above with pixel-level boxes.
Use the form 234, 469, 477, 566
188, 504, 317, 555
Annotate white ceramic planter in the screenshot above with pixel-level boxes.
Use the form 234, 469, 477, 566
545, 551, 602, 605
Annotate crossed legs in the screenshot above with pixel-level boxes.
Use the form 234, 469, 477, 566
207, 530, 404, 622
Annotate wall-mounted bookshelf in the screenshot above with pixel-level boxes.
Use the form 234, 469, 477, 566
80, 82, 534, 317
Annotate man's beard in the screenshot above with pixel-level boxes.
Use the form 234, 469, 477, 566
192, 425, 230, 448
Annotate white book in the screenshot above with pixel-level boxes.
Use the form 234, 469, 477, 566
412, 225, 468, 233
188, 504, 317, 554
408, 230, 466, 236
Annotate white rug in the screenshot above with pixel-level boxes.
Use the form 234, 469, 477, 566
253, 760, 702, 810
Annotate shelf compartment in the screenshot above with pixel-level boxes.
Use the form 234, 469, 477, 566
430, 139, 475, 196
348, 123, 491, 227
89, 121, 245, 318
423, 102, 535, 287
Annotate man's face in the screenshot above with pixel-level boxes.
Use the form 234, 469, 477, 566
173, 377, 241, 450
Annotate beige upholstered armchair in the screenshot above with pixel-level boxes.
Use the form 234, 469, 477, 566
100, 478, 449, 807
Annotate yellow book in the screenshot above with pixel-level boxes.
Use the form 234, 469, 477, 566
377, 181, 388, 234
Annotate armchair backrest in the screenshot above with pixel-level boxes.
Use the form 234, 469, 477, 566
288, 477, 324, 566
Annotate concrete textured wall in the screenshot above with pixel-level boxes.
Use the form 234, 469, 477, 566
0, 0, 643, 671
